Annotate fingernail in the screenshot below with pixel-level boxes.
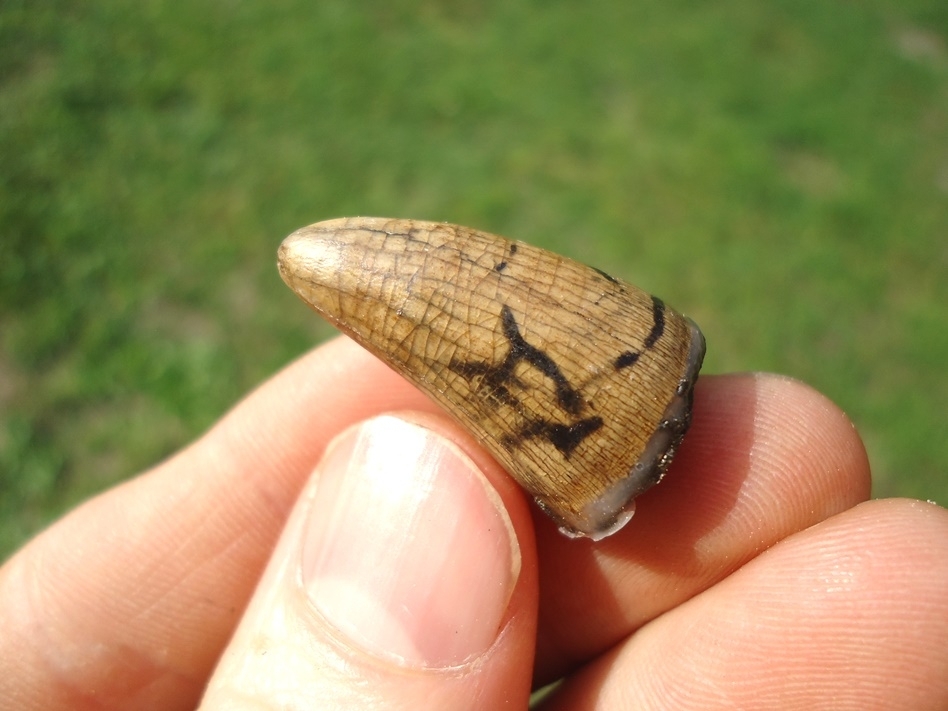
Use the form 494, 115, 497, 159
301, 416, 521, 668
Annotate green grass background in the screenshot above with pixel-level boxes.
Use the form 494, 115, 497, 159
1, 0, 946, 559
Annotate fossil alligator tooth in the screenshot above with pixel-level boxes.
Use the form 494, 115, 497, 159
278, 217, 705, 540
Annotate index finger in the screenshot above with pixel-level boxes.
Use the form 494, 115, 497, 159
532, 372, 872, 685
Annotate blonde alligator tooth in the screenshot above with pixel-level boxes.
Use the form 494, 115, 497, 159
278, 217, 705, 540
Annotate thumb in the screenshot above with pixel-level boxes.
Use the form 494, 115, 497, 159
201, 414, 537, 709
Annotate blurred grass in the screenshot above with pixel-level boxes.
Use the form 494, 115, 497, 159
1, 0, 946, 558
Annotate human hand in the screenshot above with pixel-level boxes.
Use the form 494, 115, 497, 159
1, 336, 946, 710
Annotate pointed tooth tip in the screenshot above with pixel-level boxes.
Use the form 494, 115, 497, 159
277, 227, 345, 291
276, 231, 307, 288
278, 226, 316, 263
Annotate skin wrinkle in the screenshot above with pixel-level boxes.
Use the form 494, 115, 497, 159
4, 546, 184, 710
761, 378, 867, 522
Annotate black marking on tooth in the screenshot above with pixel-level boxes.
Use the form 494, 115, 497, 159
592, 266, 619, 284
448, 360, 524, 408
450, 304, 601, 455
499, 305, 584, 415
502, 416, 604, 458
494, 243, 518, 273
614, 350, 640, 370
613, 298, 664, 371
644, 296, 665, 349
